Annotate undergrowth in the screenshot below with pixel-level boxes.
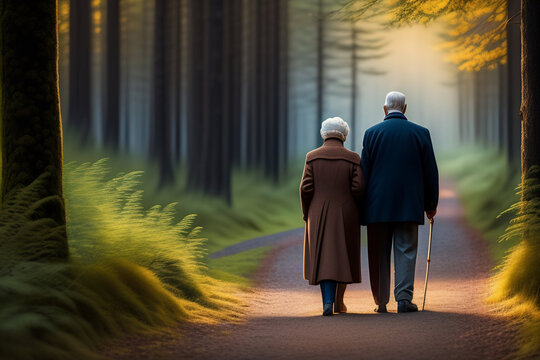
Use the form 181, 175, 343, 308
0, 159, 242, 359
488, 167, 540, 357
439, 146, 521, 261
63, 136, 304, 255
441, 147, 540, 357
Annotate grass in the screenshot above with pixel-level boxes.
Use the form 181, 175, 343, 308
63, 135, 304, 254
440, 147, 540, 357
0, 157, 243, 359
208, 246, 273, 287
439, 146, 521, 262
2, 136, 304, 358
488, 168, 540, 357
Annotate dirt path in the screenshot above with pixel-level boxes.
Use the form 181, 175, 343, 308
107, 180, 518, 359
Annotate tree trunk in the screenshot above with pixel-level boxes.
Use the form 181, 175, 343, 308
187, 0, 231, 202
316, 0, 324, 147
498, 63, 509, 150
278, 0, 289, 174
68, 0, 92, 143
350, 23, 358, 151
1, 0, 68, 261
152, 0, 175, 187
104, 0, 120, 149
172, 0, 182, 163
508, 0, 522, 163
521, 0, 540, 182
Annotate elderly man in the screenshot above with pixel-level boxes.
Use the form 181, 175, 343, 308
361, 91, 439, 313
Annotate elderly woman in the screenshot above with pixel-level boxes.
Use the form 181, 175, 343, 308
300, 117, 365, 316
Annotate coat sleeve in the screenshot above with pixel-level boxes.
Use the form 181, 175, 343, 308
422, 129, 439, 211
360, 131, 371, 181
351, 163, 365, 205
300, 160, 314, 222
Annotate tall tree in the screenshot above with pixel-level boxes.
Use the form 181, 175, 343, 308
1, 0, 68, 261
278, 0, 290, 175
507, 0, 521, 163
68, 0, 92, 143
187, 0, 231, 202
152, 0, 175, 187
224, 0, 243, 167
104, 0, 120, 148
521, 0, 540, 182
171, 0, 183, 162
316, 0, 325, 147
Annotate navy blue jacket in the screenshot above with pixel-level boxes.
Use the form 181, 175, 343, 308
361, 112, 439, 225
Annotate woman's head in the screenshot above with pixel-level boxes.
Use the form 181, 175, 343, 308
320, 117, 350, 142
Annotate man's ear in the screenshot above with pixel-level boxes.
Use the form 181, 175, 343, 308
384, 105, 388, 116
402, 104, 407, 114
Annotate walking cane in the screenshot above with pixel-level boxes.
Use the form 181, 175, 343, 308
422, 218, 434, 311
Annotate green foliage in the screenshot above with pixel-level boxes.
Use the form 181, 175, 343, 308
0, 172, 68, 266
442, 149, 540, 356
490, 167, 540, 357
208, 246, 273, 286
0, 260, 184, 360
63, 137, 304, 255
64, 159, 207, 302
0, 159, 241, 359
439, 146, 521, 261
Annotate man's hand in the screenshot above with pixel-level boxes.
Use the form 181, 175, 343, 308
426, 209, 437, 219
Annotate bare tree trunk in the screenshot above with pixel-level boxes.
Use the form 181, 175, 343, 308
104, 0, 120, 149
350, 23, 358, 151
316, 0, 324, 147
171, 0, 182, 163
68, 0, 92, 143
521, 0, 540, 181
1, 0, 68, 261
508, 0, 522, 163
498, 63, 509, 150
278, 0, 289, 174
152, 0, 175, 187
187, 0, 204, 189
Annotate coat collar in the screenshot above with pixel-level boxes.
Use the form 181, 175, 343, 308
322, 138, 344, 147
384, 112, 408, 121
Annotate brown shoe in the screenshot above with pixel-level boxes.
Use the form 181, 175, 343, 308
334, 302, 347, 313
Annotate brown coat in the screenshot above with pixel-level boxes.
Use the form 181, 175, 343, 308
300, 138, 365, 285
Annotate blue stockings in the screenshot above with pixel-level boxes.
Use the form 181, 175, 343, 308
320, 280, 337, 305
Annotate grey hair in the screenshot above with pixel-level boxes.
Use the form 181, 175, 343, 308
320, 117, 349, 142
384, 91, 406, 112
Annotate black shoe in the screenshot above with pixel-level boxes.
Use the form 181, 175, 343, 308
374, 304, 387, 313
397, 300, 418, 313
323, 303, 334, 316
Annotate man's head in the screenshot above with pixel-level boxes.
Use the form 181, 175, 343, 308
384, 91, 407, 115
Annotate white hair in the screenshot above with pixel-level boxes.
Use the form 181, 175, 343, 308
384, 91, 406, 112
320, 117, 349, 142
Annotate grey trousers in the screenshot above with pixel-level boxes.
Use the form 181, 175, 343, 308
367, 222, 419, 305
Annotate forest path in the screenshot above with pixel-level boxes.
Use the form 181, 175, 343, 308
107, 180, 518, 359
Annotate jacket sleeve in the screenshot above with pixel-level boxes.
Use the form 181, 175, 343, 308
422, 129, 439, 211
351, 163, 365, 206
300, 160, 314, 222
360, 131, 371, 181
